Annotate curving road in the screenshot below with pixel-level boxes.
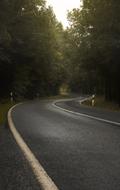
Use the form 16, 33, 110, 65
11, 97, 120, 190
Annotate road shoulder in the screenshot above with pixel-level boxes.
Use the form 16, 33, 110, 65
0, 125, 41, 190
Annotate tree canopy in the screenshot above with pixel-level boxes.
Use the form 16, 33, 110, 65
67, 0, 120, 105
0, 0, 65, 99
0, 0, 120, 105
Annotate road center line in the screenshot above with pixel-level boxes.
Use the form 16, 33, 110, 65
8, 104, 59, 190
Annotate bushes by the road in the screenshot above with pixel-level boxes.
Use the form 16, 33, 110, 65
0, 101, 15, 125
83, 96, 120, 111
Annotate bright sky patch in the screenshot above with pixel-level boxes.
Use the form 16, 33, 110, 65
47, 0, 81, 28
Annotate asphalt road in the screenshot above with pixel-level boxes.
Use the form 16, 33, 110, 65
11, 98, 120, 190
0, 125, 41, 190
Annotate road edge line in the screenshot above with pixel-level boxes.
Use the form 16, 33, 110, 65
8, 103, 59, 190
53, 100, 120, 126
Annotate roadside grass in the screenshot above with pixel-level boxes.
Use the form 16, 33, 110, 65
0, 101, 15, 125
83, 96, 120, 111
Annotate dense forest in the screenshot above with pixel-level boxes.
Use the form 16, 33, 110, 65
67, 0, 120, 105
0, 0, 65, 99
0, 0, 120, 105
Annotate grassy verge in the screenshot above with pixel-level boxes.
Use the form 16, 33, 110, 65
0, 101, 15, 125
83, 96, 120, 112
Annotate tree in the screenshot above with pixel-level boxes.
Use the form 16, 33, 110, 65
67, 0, 120, 104
0, 0, 66, 99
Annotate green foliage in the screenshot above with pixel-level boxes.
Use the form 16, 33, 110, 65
83, 96, 120, 111
0, 0, 66, 99
2, 0, 120, 105
0, 101, 15, 125
67, 0, 120, 105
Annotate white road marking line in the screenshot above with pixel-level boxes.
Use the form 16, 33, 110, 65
53, 100, 120, 126
8, 104, 59, 190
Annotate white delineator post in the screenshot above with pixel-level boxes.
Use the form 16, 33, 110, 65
92, 94, 95, 106
10, 92, 13, 102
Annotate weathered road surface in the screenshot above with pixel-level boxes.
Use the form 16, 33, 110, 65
0, 124, 40, 190
9, 98, 120, 190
